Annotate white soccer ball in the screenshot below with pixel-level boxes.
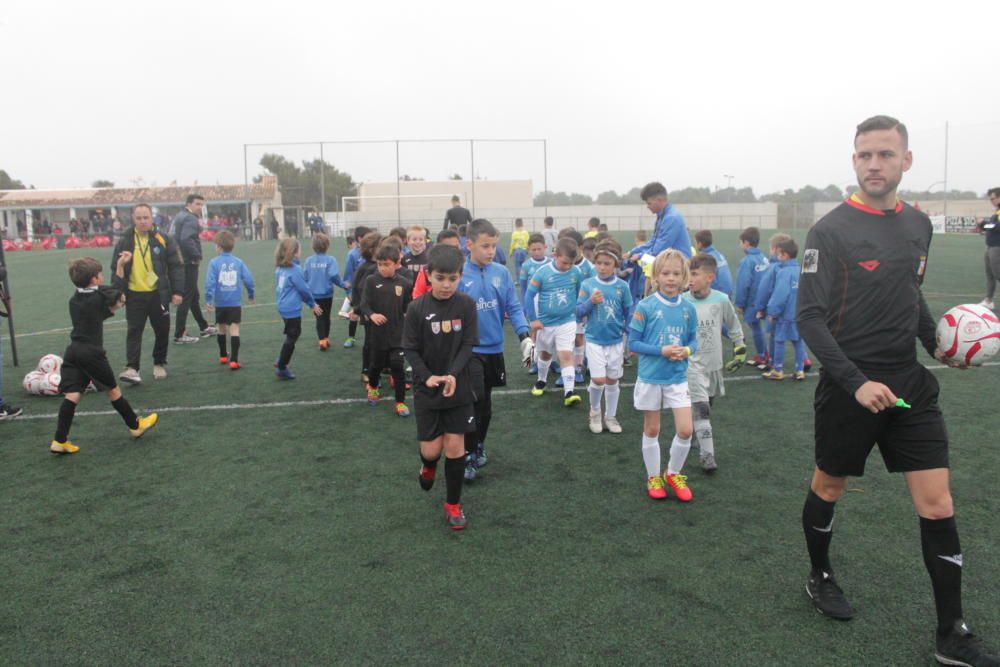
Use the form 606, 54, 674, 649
936, 304, 1000, 366
39, 373, 62, 396
22, 370, 44, 394
38, 354, 63, 374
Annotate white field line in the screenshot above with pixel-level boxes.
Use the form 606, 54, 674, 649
13, 362, 998, 422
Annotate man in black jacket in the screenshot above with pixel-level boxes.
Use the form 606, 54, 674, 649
443, 195, 472, 231
112, 203, 185, 383
172, 194, 215, 343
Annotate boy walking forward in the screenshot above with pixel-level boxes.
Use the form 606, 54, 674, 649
51, 255, 158, 454
403, 245, 479, 529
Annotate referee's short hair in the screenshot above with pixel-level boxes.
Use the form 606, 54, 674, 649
69, 257, 103, 288
426, 244, 464, 275
640, 182, 668, 201
855, 115, 908, 149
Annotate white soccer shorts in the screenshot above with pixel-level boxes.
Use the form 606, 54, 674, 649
585, 341, 624, 380
633, 380, 692, 411
536, 321, 577, 355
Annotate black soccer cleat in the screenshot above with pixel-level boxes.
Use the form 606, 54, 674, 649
806, 570, 855, 620
935, 621, 1000, 667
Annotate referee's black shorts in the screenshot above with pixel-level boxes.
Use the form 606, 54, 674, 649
415, 402, 476, 442
814, 364, 949, 477
59, 343, 117, 394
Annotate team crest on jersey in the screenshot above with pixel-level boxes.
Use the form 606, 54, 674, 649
492, 276, 503, 289
452, 319, 462, 332
802, 249, 818, 274
395, 285, 403, 296
442, 320, 452, 333
431, 321, 441, 334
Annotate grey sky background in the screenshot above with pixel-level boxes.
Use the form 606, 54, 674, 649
2, 0, 997, 198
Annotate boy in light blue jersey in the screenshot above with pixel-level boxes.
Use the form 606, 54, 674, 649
525, 237, 584, 405
693, 230, 734, 297
303, 233, 346, 351
458, 219, 533, 480
684, 253, 745, 473
752, 232, 790, 371
576, 239, 633, 435
519, 233, 551, 302
734, 226, 769, 368
204, 230, 255, 370
629, 249, 698, 502
763, 238, 807, 381
341, 226, 372, 348
561, 227, 594, 384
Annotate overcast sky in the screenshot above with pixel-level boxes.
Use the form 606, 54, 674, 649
2, 0, 997, 199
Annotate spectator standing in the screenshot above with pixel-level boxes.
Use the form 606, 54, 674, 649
172, 194, 216, 343
443, 195, 473, 231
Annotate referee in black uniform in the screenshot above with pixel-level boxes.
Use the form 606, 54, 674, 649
797, 115, 997, 667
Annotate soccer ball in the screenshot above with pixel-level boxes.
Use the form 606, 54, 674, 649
22, 370, 45, 394
936, 304, 1000, 366
38, 353, 63, 374
39, 373, 61, 396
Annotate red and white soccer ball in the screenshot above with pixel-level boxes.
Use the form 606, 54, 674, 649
38, 354, 63, 374
936, 304, 1000, 366
22, 370, 46, 394
39, 373, 61, 396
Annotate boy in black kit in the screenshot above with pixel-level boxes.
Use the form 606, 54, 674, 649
360, 240, 414, 416
402, 244, 479, 530
50, 255, 158, 454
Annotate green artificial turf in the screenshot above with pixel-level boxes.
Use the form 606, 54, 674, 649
0, 231, 996, 665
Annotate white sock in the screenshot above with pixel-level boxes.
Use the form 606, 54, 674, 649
561, 366, 575, 393
588, 382, 604, 412
667, 435, 692, 475
574, 345, 585, 371
641, 434, 660, 478
695, 419, 714, 455
537, 358, 552, 384
604, 383, 621, 418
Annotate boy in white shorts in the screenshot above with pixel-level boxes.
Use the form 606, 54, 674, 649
525, 237, 584, 406
683, 253, 746, 473
628, 249, 698, 502
575, 239, 633, 434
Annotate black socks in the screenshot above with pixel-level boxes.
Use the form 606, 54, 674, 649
111, 396, 140, 430
54, 399, 77, 443
230, 336, 240, 363
444, 456, 464, 505
217, 334, 227, 357
802, 489, 835, 573
920, 516, 964, 637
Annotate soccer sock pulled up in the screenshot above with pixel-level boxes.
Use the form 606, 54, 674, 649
604, 382, 621, 418
574, 345, 585, 371
587, 382, 604, 412
920, 516, 964, 636
111, 396, 140, 430
536, 358, 552, 384
230, 336, 240, 362
802, 489, 835, 573
54, 398, 77, 443
444, 456, 464, 505
561, 366, 575, 393
641, 434, 660, 478
694, 418, 715, 456
217, 334, 227, 357
667, 435, 691, 475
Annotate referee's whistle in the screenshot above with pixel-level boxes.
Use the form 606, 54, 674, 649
895, 398, 912, 409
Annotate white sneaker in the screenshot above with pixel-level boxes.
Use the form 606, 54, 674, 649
153, 365, 167, 380
588, 410, 603, 434
200, 326, 218, 337
604, 416, 622, 434
118, 368, 142, 385
174, 335, 199, 344
978, 299, 995, 310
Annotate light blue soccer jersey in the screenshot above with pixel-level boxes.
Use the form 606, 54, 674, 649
629, 292, 698, 385
577, 276, 633, 345
575, 257, 596, 281
519, 256, 550, 285
525, 263, 583, 327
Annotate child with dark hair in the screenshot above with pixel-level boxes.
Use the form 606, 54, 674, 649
693, 229, 734, 297
763, 238, 806, 381
360, 241, 414, 416
303, 233, 345, 351
341, 226, 372, 347
413, 229, 461, 299
50, 255, 158, 455
402, 244, 479, 529
204, 230, 255, 369
350, 232, 383, 381
274, 239, 323, 380
735, 226, 769, 368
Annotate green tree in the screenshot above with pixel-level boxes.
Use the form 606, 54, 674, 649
669, 187, 713, 204
91, 179, 115, 188
0, 169, 26, 190
596, 190, 622, 205
255, 154, 357, 211
534, 190, 570, 206
448, 173, 463, 180
709, 187, 757, 203
569, 193, 593, 205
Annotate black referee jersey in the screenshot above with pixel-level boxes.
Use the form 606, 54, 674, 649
797, 197, 938, 394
